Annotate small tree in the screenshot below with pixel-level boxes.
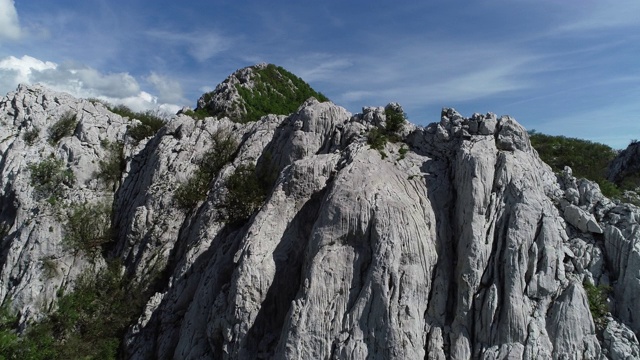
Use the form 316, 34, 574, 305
174, 130, 238, 210
63, 202, 112, 258
222, 163, 267, 226
96, 140, 125, 190
384, 107, 406, 136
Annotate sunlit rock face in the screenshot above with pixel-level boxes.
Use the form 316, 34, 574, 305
1, 79, 639, 359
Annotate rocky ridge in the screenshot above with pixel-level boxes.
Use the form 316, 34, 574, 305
0, 65, 639, 359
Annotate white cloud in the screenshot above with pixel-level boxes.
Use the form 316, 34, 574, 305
0, 55, 185, 114
147, 72, 187, 104
0, 0, 20, 41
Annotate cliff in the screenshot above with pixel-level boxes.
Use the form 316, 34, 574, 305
0, 65, 639, 359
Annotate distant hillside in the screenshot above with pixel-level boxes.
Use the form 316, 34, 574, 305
528, 131, 620, 196
607, 140, 640, 191
190, 63, 329, 123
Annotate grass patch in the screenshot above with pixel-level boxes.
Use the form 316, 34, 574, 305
48, 111, 78, 145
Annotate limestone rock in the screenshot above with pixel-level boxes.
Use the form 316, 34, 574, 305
564, 204, 604, 233
2, 81, 640, 359
603, 317, 640, 360
0, 85, 129, 321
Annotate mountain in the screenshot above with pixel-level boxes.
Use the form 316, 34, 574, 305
0, 65, 639, 359
189, 63, 329, 123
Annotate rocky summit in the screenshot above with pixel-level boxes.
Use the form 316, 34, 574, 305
1, 64, 639, 359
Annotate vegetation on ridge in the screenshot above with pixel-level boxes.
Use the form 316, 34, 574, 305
528, 131, 621, 197
198, 64, 329, 123
107, 104, 166, 143
367, 106, 407, 159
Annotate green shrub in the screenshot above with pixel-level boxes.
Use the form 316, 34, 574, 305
0, 302, 20, 357
366, 106, 407, 158
108, 105, 166, 143
367, 127, 387, 150
96, 140, 125, 190
182, 108, 210, 120
86, 98, 108, 107
398, 145, 408, 160
23, 127, 40, 145
596, 179, 621, 198
41, 257, 59, 279
584, 282, 611, 330
529, 132, 623, 197
128, 112, 166, 143
29, 157, 75, 203
107, 104, 137, 118
48, 111, 78, 145
63, 201, 112, 257
222, 161, 274, 226
1, 261, 148, 359
174, 130, 238, 210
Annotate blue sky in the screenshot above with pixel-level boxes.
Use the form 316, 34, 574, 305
1, 0, 639, 148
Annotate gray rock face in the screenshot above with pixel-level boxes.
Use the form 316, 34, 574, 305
0, 84, 129, 321
2, 83, 640, 359
118, 104, 634, 359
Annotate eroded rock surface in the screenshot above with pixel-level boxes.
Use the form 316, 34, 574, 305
1, 83, 640, 359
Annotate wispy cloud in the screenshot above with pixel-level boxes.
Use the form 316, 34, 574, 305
145, 30, 234, 62
553, 1, 640, 34
296, 40, 538, 113
0, 0, 21, 41
286, 54, 353, 83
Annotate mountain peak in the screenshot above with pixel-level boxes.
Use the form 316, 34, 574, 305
194, 63, 328, 123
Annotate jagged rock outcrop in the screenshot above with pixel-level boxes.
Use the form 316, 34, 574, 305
118, 101, 638, 359
0, 85, 129, 321
2, 70, 640, 359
